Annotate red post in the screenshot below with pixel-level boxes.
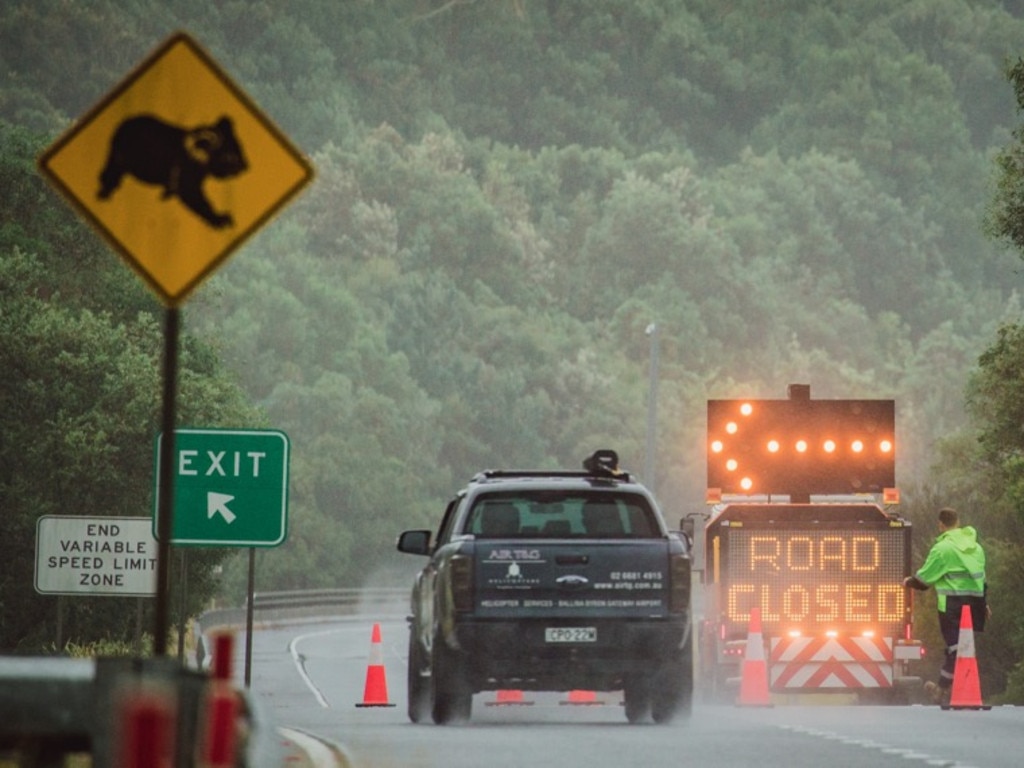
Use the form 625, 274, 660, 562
212, 632, 234, 681
118, 690, 175, 768
202, 684, 240, 767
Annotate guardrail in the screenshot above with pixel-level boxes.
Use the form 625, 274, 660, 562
200, 586, 410, 629
252, 586, 408, 611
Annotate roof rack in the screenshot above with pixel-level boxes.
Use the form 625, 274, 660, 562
472, 469, 590, 482
470, 450, 632, 484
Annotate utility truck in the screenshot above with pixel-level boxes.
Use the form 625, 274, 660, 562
697, 385, 922, 703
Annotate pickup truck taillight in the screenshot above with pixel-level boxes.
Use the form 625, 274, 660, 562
450, 554, 474, 612
669, 553, 690, 613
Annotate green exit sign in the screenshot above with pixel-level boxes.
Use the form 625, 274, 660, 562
153, 428, 290, 547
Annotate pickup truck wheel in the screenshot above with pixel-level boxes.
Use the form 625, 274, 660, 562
430, 634, 472, 724
407, 629, 431, 723
623, 675, 652, 724
653, 635, 694, 724
651, 657, 689, 724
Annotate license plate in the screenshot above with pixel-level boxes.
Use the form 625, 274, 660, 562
545, 627, 597, 643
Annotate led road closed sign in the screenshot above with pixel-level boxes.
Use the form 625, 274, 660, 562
153, 428, 290, 546
706, 505, 910, 637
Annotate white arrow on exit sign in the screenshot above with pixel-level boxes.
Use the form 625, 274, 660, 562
207, 491, 237, 524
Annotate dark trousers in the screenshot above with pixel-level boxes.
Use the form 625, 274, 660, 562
937, 608, 960, 689
937, 596, 986, 689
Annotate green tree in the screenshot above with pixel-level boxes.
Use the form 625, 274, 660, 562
0, 123, 261, 651
0, 247, 261, 650
966, 323, 1024, 520
987, 58, 1024, 253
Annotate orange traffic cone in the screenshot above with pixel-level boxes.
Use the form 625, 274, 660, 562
559, 689, 604, 706
946, 604, 992, 711
737, 606, 772, 707
485, 689, 534, 707
355, 623, 396, 708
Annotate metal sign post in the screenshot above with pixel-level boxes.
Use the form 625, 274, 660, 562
154, 309, 179, 654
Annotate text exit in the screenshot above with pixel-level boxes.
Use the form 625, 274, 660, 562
178, 449, 268, 478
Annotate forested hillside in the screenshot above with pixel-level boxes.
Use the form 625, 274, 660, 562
5, 0, 1024, 691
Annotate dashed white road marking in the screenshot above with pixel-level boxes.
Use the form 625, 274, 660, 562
780, 724, 977, 768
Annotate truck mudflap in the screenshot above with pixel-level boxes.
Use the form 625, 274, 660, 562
473, 541, 674, 619
768, 635, 896, 689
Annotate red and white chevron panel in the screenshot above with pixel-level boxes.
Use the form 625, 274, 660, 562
769, 636, 894, 689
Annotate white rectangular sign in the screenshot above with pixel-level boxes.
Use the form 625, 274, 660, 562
35, 516, 158, 596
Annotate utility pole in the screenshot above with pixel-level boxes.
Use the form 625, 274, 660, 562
645, 323, 660, 494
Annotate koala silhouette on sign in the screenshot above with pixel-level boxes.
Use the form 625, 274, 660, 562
98, 114, 248, 228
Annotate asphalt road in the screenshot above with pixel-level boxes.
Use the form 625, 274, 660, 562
234, 616, 1022, 768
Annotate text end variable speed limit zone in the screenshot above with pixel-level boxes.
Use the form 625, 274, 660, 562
35, 516, 158, 596
154, 428, 290, 547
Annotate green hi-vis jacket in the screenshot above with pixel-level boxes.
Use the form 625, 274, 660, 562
915, 526, 986, 613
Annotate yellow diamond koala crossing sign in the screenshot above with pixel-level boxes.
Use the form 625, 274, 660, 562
38, 32, 313, 306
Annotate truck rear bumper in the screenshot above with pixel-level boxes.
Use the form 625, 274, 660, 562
449, 617, 689, 691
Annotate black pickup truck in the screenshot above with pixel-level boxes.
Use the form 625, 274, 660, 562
397, 450, 693, 724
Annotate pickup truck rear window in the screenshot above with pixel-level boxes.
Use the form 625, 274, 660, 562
466, 492, 659, 539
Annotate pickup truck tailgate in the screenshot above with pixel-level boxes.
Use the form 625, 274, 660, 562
474, 540, 671, 619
